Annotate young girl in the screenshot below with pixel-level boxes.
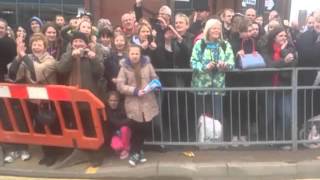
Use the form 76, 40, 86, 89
104, 33, 128, 91
42, 23, 63, 60
116, 44, 159, 166
106, 91, 131, 159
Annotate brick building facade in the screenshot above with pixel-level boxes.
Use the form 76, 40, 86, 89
84, 0, 292, 24
0, 0, 291, 27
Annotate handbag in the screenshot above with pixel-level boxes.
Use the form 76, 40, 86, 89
35, 101, 56, 126
238, 39, 266, 69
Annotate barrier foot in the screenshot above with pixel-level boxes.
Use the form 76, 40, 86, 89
0, 145, 3, 166
52, 149, 89, 169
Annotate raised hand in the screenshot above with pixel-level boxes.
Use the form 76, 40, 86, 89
136, 0, 143, 6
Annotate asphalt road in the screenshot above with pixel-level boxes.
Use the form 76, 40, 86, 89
1, 176, 320, 180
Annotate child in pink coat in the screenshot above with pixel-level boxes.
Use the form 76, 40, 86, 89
106, 91, 131, 159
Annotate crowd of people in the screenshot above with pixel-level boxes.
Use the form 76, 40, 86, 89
0, 0, 320, 167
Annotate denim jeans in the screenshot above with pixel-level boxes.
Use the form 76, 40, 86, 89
195, 94, 223, 121
266, 91, 292, 140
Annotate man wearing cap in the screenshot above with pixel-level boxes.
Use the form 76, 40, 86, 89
56, 31, 105, 166
57, 31, 103, 96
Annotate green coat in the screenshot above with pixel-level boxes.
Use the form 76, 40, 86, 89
190, 39, 235, 95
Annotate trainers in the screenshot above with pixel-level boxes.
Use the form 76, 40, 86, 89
4, 151, 20, 163
120, 150, 129, 160
20, 150, 31, 161
231, 136, 239, 147
308, 143, 320, 149
239, 136, 249, 147
128, 153, 139, 166
139, 150, 147, 163
280, 145, 292, 151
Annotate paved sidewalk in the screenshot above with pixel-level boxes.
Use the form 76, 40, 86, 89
1, 146, 320, 179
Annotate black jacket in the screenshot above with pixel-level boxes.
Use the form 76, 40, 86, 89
0, 36, 16, 82
297, 30, 320, 67
222, 24, 231, 41
134, 4, 166, 49
188, 20, 203, 36
229, 34, 255, 57
296, 30, 320, 85
104, 52, 124, 91
106, 104, 130, 131
172, 32, 194, 69
261, 43, 297, 86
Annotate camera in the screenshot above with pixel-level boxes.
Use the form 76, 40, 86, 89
80, 49, 89, 57
147, 35, 154, 44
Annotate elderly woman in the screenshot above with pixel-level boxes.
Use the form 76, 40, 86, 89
9, 33, 56, 84
190, 18, 234, 124
8, 33, 57, 164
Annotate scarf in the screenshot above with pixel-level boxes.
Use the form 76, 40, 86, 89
272, 43, 282, 86
206, 42, 220, 61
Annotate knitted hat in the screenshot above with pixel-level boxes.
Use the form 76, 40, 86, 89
159, 5, 172, 16
30, 16, 43, 27
71, 31, 89, 44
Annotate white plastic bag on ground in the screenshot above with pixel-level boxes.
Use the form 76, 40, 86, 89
198, 115, 222, 143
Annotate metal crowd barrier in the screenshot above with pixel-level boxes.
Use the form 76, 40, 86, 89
143, 67, 320, 150
0, 68, 319, 156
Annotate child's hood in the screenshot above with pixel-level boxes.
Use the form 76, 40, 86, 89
119, 55, 151, 69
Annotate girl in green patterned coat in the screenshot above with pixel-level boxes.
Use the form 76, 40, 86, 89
190, 18, 235, 122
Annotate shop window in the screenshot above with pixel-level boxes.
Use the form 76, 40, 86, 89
0, 0, 83, 28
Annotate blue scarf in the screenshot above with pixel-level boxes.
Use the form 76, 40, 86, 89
206, 42, 220, 61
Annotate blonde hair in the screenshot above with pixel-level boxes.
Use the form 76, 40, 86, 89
137, 23, 152, 34
138, 18, 152, 28
29, 33, 48, 49
203, 18, 223, 42
78, 20, 92, 33
175, 13, 190, 26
